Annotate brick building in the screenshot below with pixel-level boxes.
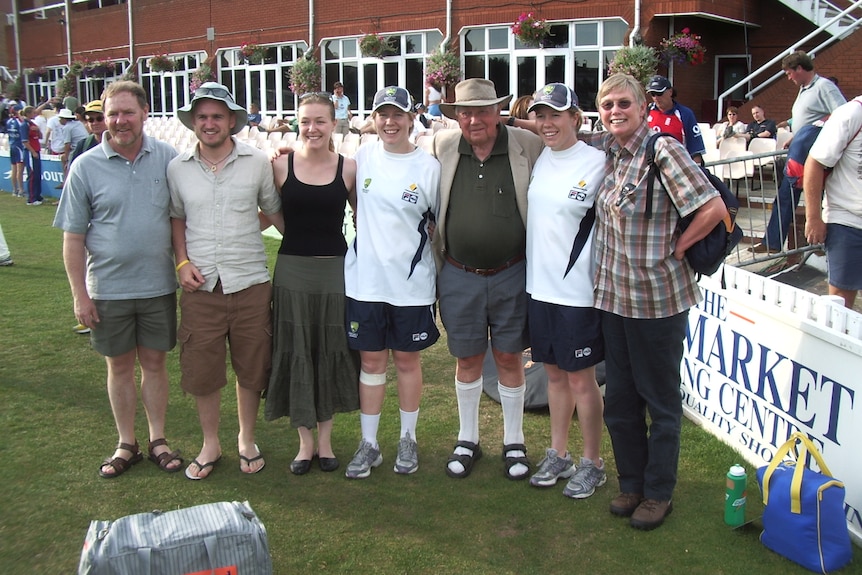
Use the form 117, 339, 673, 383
5, 0, 861, 123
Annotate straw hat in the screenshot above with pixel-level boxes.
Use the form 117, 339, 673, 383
439, 78, 513, 120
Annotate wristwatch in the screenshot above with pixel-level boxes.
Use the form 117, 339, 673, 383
507, 117, 516, 127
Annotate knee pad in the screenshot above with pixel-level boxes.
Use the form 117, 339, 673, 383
360, 370, 387, 386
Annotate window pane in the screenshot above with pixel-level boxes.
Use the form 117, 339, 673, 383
281, 45, 294, 62
405, 58, 423, 104
427, 31, 443, 52
384, 61, 398, 88
265, 69, 277, 110
325, 63, 340, 91
284, 67, 296, 111
575, 23, 598, 46
363, 63, 377, 109
465, 29, 484, 52
325, 40, 339, 60
385, 35, 402, 57
516, 56, 536, 97
488, 54, 510, 95
406, 34, 422, 54
603, 20, 627, 46
343, 63, 359, 104
573, 51, 599, 111
234, 71, 248, 108
545, 24, 569, 48
465, 54, 485, 79
545, 55, 565, 84
488, 28, 508, 50
344, 39, 357, 59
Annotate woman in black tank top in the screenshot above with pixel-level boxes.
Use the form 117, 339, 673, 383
264, 93, 360, 475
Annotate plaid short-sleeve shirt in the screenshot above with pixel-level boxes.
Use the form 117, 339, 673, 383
587, 123, 718, 319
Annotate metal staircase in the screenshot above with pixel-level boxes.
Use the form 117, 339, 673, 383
775, 0, 862, 37
716, 0, 862, 120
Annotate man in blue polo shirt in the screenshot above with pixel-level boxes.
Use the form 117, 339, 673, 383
646, 75, 705, 164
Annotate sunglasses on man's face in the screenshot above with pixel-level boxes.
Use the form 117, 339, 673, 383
86, 115, 105, 123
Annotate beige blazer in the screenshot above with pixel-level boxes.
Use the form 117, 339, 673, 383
430, 125, 543, 268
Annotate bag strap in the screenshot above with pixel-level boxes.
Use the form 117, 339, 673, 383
761, 431, 834, 513
644, 132, 664, 221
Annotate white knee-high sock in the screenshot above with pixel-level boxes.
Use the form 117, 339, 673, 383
400, 408, 419, 441
498, 382, 525, 446
360, 413, 381, 448
455, 377, 482, 444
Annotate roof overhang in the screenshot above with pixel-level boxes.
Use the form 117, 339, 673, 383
654, 12, 761, 28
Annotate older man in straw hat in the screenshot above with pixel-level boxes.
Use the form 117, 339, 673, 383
431, 78, 543, 480
169, 82, 284, 479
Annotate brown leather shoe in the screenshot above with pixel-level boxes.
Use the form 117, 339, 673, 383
747, 242, 779, 254
609, 492, 644, 517
630, 499, 673, 530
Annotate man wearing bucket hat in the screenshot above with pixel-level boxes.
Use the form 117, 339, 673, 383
169, 82, 284, 480
431, 78, 543, 480
54, 81, 182, 479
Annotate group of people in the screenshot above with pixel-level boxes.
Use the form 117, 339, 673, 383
53, 71, 732, 534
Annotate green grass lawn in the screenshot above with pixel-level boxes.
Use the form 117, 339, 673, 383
0, 192, 858, 574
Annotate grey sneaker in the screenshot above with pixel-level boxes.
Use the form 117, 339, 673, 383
394, 432, 419, 475
563, 457, 607, 499
529, 448, 575, 487
345, 439, 382, 479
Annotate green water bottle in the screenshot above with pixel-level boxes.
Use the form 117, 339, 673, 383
724, 464, 747, 527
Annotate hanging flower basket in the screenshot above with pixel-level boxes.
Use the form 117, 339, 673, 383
425, 49, 461, 88
189, 64, 216, 93
608, 45, 660, 87
240, 43, 267, 65
659, 28, 706, 66
27, 67, 49, 82
289, 55, 321, 95
57, 73, 78, 98
147, 54, 175, 73
359, 33, 391, 58
83, 60, 112, 78
511, 12, 550, 48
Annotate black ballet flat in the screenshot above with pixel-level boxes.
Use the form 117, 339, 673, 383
289, 459, 312, 475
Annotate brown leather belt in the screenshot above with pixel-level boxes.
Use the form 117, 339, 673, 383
444, 253, 525, 277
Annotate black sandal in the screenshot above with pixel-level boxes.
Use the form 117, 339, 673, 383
502, 443, 531, 480
98, 441, 143, 479
445, 441, 482, 478
147, 438, 183, 473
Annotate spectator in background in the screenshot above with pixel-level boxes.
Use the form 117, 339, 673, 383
332, 81, 352, 137
424, 78, 443, 118
58, 108, 88, 189
20, 106, 43, 206
7, 105, 25, 198
0, 220, 12, 266
69, 100, 107, 165
646, 75, 705, 164
804, 95, 862, 308
715, 106, 747, 146
45, 105, 68, 161
779, 50, 845, 145
247, 102, 262, 127
745, 105, 777, 143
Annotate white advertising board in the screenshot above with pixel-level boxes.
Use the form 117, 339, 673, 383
682, 269, 862, 544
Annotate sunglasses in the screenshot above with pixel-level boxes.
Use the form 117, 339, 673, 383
194, 86, 235, 102
86, 115, 105, 123
599, 99, 634, 111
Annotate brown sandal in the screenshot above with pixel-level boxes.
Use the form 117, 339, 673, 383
98, 441, 143, 479
147, 438, 183, 473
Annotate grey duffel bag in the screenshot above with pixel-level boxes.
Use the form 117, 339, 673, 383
78, 500, 272, 574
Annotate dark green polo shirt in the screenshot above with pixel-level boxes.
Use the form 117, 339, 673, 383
445, 124, 526, 268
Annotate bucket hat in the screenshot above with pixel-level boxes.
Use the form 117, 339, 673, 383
177, 82, 247, 135
439, 78, 512, 120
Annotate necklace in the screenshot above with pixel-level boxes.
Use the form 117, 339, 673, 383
199, 149, 232, 172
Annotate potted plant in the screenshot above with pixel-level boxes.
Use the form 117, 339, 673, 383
425, 48, 461, 89
240, 43, 267, 65
85, 60, 112, 78
607, 45, 659, 86
189, 64, 215, 93
56, 73, 77, 98
147, 54, 175, 73
359, 33, 391, 58
289, 55, 322, 95
511, 12, 550, 48
659, 28, 706, 66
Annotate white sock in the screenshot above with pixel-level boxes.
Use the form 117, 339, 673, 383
448, 377, 482, 475
360, 412, 380, 448
400, 408, 419, 441
499, 382, 528, 477
455, 377, 482, 444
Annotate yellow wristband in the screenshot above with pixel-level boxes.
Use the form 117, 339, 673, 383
175, 259, 190, 272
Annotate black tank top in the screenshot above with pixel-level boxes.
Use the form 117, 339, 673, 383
278, 153, 349, 256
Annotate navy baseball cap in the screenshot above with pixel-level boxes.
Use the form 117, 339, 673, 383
646, 75, 672, 94
528, 83, 579, 112
372, 86, 413, 113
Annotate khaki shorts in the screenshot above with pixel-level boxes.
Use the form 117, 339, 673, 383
178, 281, 272, 396
91, 293, 177, 357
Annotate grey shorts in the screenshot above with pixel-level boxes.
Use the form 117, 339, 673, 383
438, 259, 528, 358
91, 293, 177, 357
